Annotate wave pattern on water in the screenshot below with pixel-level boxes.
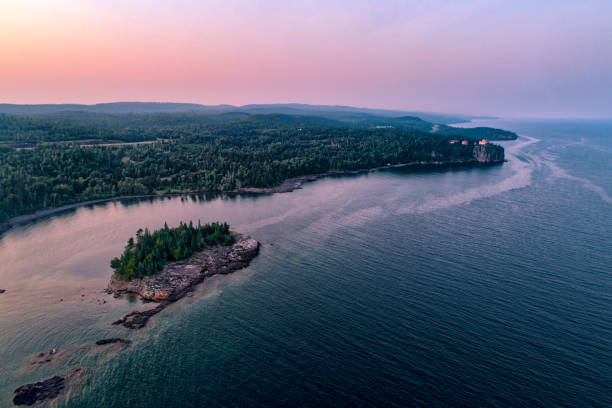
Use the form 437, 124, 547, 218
395, 135, 540, 214
541, 152, 612, 205
1, 120, 612, 408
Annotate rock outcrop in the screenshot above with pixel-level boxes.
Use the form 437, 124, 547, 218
12, 368, 83, 406
471, 144, 505, 163
13, 376, 64, 406
95, 338, 132, 346
109, 235, 259, 329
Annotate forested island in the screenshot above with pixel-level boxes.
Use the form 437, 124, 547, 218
108, 222, 259, 329
110, 221, 234, 280
0, 104, 513, 225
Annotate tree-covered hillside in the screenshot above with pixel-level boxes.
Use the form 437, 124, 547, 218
0, 110, 515, 145
0, 112, 508, 224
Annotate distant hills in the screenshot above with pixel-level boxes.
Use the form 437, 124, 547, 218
0, 102, 515, 143
0, 102, 485, 125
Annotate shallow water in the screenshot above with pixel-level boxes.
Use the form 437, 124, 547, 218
1, 119, 611, 407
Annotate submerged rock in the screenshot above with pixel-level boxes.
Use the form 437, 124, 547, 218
109, 235, 259, 329
95, 338, 132, 346
112, 304, 166, 329
13, 375, 64, 405
13, 367, 84, 406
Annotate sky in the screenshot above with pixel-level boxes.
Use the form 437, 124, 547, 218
1, 0, 611, 117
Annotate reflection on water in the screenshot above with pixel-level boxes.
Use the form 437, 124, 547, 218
1, 120, 612, 407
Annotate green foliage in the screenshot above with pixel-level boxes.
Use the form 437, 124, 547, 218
436, 125, 517, 140
110, 221, 234, 280
0, 113, 505, 223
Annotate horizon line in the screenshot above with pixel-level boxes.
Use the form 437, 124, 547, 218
1, 100, 610, 120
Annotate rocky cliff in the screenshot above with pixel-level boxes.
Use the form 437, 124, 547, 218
471, 143, 505, 163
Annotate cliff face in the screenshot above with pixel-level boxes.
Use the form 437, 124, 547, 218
471, 144, 504, 163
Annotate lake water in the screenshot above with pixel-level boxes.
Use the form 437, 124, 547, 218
0, 119, 611, 407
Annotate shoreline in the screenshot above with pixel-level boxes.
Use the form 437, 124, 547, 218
230, 158, 504, 195
108, 234, 260, 329
10, 234, 260, 405
0, 156, 504, 236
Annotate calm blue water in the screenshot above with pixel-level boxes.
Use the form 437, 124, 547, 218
0, 119, 611, 407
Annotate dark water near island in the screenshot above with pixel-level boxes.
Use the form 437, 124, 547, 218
1, 119, 611, 407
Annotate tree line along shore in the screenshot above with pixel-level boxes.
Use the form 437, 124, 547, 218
0, 111, 513, 224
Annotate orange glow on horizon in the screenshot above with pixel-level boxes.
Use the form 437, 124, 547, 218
1, 0, 611, 117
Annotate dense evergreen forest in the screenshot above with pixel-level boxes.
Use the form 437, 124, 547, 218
0, 110, 515, 144
0, 111, 511, 223
433, 125, 517, 140
110, 221, 234, 280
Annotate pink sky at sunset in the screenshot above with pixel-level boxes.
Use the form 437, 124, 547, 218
1, 0, 611, 117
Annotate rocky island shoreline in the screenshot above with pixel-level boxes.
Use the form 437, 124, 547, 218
10, 233, 258, 406
108, 234, 260, 329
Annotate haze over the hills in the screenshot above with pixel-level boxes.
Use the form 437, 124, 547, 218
0, 102, 477, 124
1, 0, 611, 118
